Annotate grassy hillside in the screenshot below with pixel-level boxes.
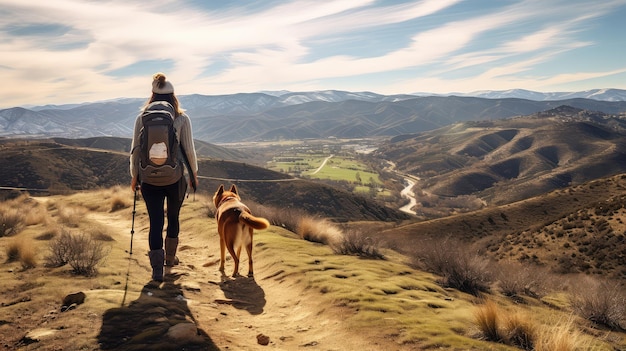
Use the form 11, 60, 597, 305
378, 173, 626, 281
0, 188, 624, 350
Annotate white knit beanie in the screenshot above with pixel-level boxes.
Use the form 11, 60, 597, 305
152, 72, 174, 94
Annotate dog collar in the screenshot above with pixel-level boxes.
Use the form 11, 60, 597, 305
217, 196, 237, 208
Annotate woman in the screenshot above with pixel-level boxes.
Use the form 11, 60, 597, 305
130, 72, 198, 282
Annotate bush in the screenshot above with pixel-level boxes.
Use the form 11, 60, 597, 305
412, 238, 493, 296
5, 239, 22, 262
570, 277, 626, 330
332, 229, 385, 259
46, 230, 73, 267
296, 216, 343, 246
496, 261, 550, 299
46, 230, 108, 276
110, 195, 129, 212
0, 208, 25, 237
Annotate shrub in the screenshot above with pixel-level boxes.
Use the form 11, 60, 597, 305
296, 216, 343, 246
412, 238, 493, 296
46, 230, 74, 267
570, 277, 626, 330
110, 195, 129, 212
332, 229, 385, 259
496, 262, 550, 299
0, 208, 25, 237
46, 230, 108, 276
5, 239, 22, 262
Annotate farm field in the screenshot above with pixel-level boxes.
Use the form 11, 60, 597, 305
269, 154, 378, 183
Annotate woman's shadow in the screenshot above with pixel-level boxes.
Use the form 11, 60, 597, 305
217, 273, 266, 315
98, 276, 219, 351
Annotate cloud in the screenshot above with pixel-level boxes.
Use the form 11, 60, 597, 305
0, 0, 625, 107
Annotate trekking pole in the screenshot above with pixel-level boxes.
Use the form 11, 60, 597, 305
130, 186, 138, 255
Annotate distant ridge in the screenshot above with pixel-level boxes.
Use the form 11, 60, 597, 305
2, 89, 626, 143
458, 88, 626, 101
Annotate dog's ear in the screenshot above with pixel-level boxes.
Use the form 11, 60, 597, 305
216, 184, 224, 196
230, 184, 238, 194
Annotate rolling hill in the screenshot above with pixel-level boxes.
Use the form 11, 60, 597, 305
0, 139, 408, 222
375, 106, 626, 206
376, 172, 626, 282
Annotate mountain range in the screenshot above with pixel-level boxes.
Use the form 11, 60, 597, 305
2, 89, 626, 143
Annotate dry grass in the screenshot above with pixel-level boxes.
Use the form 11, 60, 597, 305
411, 237, 493, 296
332, 229, 385, 259
18, 240, 37, 269
0, 208, 25, 237
296, 216, 343, 246
473, 300, 502, 342
109, 194, 130, 212
87, 223, 116, 242
534, 316, 594, 351
496, 261, 551, 299
569, 276, 626, 331
502, 312, 536, 350
56, 203, 87, 228
0, 187, 624, 350
3, 237, 36, 268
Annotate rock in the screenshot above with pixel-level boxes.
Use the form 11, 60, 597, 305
61, 291, 86, 311
256, 333, 270, 346
21, 328, 57, 344
166, 322, 201, 342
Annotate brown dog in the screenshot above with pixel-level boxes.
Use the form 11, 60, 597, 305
213, 184, 270, 277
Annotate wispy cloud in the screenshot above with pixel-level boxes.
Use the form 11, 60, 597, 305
0, 0, 625, 107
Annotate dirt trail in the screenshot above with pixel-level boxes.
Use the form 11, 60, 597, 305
88, 199, 397, 351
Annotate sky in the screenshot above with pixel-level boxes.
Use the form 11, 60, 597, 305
1, 0, 626, 108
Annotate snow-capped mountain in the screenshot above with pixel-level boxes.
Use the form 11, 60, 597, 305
459, 88, 626, 101
2, 89, 626, 142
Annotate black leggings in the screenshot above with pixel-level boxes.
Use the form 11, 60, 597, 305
141, 177, 186, 250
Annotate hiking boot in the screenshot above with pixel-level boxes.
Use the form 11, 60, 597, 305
164, 237, 179, 266
148, 249, 164, 281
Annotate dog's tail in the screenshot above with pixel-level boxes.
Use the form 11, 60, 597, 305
240, 212, 270, 230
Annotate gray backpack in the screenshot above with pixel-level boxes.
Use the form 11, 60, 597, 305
136, 101, 183, 186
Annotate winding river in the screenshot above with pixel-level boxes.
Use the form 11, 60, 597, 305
399, 178, 417, 215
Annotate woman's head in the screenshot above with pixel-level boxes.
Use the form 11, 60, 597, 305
152, 72, 174, 94
144, 72, 184, 116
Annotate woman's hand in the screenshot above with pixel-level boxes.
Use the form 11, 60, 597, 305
131, 176, 140, 192
189, 173, 198, 190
